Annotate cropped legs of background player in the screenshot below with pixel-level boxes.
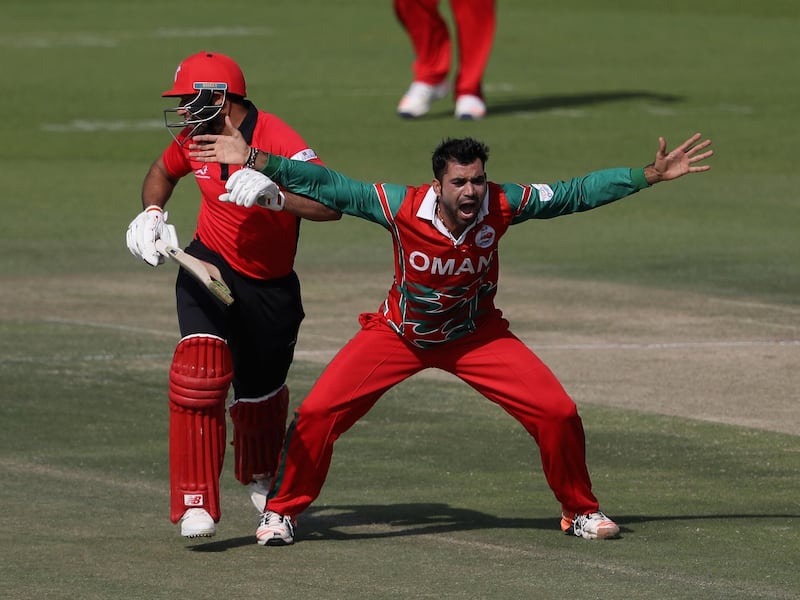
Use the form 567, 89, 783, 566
125, 51, 340, 539
394, 0, 496, 119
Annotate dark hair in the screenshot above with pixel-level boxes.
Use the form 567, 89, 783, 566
431, 137, 489, 180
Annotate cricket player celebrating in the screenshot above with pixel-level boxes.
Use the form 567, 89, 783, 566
125, 52, 339, 539
189, 123, 712, 544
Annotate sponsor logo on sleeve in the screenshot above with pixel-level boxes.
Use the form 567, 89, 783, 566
533, 183, 554, 202
291, 148, 319, 162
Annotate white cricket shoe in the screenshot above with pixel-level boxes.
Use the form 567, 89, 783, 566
256, 510, 295, 546
247, 477, 272, 512
454, 95, 487, 120
397, 81, 450, 118
180, 508, 216, 538
561, 510, 620, 540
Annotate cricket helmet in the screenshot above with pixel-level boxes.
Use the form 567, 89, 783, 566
162, 51, 247, 98
162, 51, 246, 140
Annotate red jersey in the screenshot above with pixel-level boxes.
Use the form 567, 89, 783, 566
373, 183, 510, 347
161, 102, 323, 280
261, 154, 649, 348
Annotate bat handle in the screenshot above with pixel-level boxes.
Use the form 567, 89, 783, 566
155, 238, 168, 255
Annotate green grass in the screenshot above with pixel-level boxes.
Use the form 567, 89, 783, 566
1, 356, 798, 598
1, 0, 798, 598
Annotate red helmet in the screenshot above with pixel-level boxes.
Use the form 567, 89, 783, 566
162, 51, 247, 98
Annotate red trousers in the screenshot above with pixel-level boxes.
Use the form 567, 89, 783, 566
268, 314, 600, 518
393, 0, 496, 98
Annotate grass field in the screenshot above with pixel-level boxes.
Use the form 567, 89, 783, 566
1, 1, 798, 598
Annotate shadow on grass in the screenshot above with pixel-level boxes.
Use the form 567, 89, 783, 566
300, 503, 554, 540
614, 513, 799, 530
425, 90, 683, 119
187, 503, 797, 551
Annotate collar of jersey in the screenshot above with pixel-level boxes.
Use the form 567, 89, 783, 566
417, 186, 490, 244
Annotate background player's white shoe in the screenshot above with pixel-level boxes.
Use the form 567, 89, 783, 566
454, 95, 487, 120
247, 477, 271, 512
561, 511, 620, 539
180, 508, 216, 538
397, 81, 450, 118
256, 510, 295, 546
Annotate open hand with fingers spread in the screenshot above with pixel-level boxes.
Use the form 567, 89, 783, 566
644, 133, 713, 184
190, 115, 252, 165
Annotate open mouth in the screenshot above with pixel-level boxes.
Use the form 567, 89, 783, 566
457, 201, 478, 220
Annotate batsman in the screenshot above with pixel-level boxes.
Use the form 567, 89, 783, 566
125, 52, 339, 538
191, 122, 712, 544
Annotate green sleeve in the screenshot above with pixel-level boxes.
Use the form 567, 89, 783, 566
505, 167, 650, 223
261, 154, 406, 227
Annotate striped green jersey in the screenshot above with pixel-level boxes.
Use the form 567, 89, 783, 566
262, 154, 649, 348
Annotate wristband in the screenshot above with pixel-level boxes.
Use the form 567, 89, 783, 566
245, 147, 261, 170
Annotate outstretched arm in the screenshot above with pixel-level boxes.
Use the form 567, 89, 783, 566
643, 133, 713, 184
506, 132, 714, 222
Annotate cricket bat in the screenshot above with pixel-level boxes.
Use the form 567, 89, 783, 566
155, 239, 234, 306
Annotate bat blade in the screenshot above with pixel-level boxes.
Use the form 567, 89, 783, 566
155, 240, 234, 306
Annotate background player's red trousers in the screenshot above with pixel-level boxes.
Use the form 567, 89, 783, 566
394, 0, 496, 98
268, 314, 601, 518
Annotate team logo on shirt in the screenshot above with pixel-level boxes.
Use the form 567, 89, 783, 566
474, 224, 496, 248
194, 164, 210, 179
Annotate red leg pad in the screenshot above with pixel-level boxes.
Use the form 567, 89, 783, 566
229, 386, 290, 485
168, 335, 233, 523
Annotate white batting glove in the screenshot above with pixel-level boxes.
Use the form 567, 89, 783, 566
126, 206, 180, 267
219, 168, 285, 210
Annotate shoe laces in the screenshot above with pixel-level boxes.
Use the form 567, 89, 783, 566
584, 511, 610, 522
259, 510, 285, 527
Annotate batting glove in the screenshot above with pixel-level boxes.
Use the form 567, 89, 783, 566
126, 206, 179, 267
220, 168, 285, 210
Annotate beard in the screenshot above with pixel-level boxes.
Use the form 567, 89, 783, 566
189, 112, 226, 137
